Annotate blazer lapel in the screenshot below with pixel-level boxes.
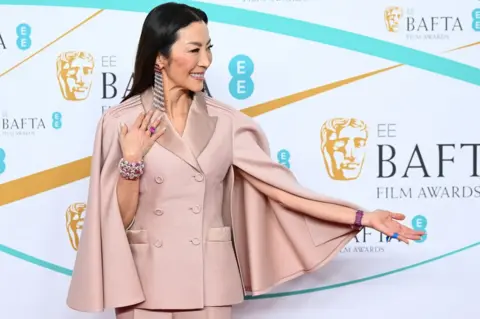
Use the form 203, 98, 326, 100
140, 88, 217, 173
182, 93, 218, 159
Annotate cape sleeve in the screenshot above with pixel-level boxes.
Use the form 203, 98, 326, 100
66, 111, 145, 312
230, 111, 366, 295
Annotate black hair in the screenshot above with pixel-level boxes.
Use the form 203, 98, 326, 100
122, 2, 210, 102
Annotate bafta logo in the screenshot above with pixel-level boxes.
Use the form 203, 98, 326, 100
320, 118, 368, 181
384, 6, 403, 32
66, 203, 86, 251
56, 51, 94, 101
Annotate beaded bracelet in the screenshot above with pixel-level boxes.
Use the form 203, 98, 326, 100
118, 158, 145, 180
351, 210, 364, 230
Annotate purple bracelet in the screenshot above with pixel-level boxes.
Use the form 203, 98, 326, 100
351, 210, 364, 230
118, 158, 145, 180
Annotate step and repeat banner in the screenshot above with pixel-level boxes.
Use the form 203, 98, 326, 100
1, 1, 480, 318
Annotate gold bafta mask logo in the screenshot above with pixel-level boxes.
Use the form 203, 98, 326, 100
320, 118, 368, 181
384, 6, 403, 32
56, 51, 94, 101
66, 203, 86, 251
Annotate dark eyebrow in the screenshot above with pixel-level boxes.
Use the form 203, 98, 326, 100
187, 39, 212, 46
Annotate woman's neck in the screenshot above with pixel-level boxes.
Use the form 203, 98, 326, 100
165, 88, 192, 119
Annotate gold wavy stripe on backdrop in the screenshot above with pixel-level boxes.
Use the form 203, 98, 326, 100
446, 41, 480, 52
0, 10, 104, 78
0, 64, 403, 206
0, 10, 478, 206
242, 65, 402, 117
0, 158, 91, 205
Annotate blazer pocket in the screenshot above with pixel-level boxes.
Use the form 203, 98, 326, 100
126, 229, 149, 245
207, 226, 232, 242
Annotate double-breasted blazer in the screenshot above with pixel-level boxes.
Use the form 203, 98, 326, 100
66, 87, 364, 312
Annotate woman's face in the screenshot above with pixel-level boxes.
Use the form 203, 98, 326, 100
158, 21, 213, 93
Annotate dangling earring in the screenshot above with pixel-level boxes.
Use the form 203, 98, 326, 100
153, 64, 166, 111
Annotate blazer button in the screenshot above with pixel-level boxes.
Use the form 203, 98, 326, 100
191, 205, 201, 214
154, 209, 164, 216
154, 240, 163, 248
193, 174, 204, 182
155, 176, 164, 184
190, 238, 201, 245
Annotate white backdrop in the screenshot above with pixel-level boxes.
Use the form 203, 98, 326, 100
1, 0, 480, 318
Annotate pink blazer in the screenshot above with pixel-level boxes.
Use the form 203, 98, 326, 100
66, 88, 363, 312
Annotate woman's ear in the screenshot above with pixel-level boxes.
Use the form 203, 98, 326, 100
155, 54, 166, 69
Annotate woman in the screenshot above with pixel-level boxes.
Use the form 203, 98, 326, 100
66, 2, 424, 319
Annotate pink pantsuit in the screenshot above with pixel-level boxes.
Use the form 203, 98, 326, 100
66, 88, 363, 318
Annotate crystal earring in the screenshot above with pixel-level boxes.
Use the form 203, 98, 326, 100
153, 64, 166, 111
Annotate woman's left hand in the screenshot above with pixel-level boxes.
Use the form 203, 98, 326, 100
363, 210, 426, 244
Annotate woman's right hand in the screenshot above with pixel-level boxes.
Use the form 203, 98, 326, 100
119, 110, 166, 161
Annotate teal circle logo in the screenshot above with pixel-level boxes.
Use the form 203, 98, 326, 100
412, 215, 428, 243
473, 9, 480, 31
277, 149, 291, 168
16, 23, 32, 50
228, 54, 254, 99
0, 148, 6, 174
52, 112, 62, 129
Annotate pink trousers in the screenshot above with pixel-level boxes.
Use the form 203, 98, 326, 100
115, 306, 232, 319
